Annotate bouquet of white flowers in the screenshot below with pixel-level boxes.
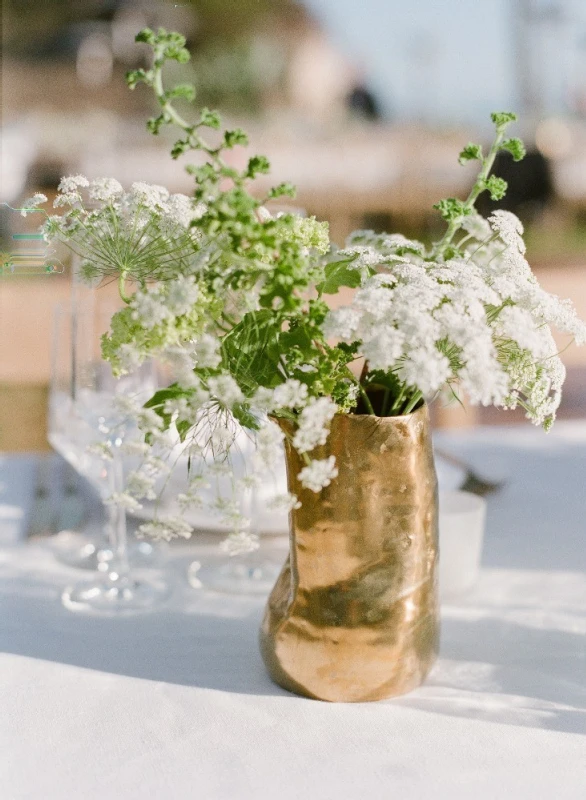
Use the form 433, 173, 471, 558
37, 28, 585, 552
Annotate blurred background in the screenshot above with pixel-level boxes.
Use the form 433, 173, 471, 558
1, 0, 585, 449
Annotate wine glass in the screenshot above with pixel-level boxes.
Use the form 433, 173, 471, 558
49, 297, 169, 614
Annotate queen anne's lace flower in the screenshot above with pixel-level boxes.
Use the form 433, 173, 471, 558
89, 178, 123, 203
208, 374, 244, 409
272, 379, 309, 409
298, 456, 338, 492
137, 517, 192, 542
293, 398, 337, 453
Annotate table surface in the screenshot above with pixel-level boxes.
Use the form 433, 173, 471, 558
1, 422, 586, 800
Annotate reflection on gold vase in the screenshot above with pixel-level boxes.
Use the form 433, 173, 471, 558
260, 404, 439, 702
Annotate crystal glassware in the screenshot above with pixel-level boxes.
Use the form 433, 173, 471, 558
49, 297, 169, 614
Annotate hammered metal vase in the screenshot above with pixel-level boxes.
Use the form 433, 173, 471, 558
259, 404, 439, 703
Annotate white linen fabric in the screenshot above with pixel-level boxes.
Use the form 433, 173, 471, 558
1, 422, 586, 800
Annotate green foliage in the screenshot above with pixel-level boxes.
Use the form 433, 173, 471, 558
267, 182, 296, 200
501, 137, 526, 162
433, 198, 472, 223
245, 155, 271, 179
491, 111, 518, 128
485, 175, 508, 201
199, 108, 222, 129
458, 142, 483, 165
223, 129, 249, 148
433, 111, 523, 258
317, 258, 363, 295
221, 310, 284, 393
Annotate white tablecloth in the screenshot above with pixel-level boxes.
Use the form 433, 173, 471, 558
1, 422, 586, 799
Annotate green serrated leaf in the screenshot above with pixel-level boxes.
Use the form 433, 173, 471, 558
221, 310, 284, 391
433, 198, 471, 222
317, 258, 362, 295
458, 142, 483, 165
267, 182, 296, 200
501, 137, 526, 162
232, 403, 261, 431
246, 155, 270, 178
485, 175, 508, 201
166, 83, 196, 102
135, 28, 156, 45
491, 111, 517, 128
199, 108, 222, 129
143, 385, 186, 409
223, 129, 249, 148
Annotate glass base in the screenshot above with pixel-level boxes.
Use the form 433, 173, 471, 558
189, 553, 284, 596
51, 530, 162, 571
62, 572, 170, 615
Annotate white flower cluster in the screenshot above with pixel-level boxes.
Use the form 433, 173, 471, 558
298, 456, 338, 492
324, 216, 586, 428
292, 397, 338, 453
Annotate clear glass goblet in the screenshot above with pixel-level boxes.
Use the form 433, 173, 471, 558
50, 298, 169, 614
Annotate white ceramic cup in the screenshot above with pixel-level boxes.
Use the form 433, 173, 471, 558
438, 490, 487, 600
0, 504, 26, 546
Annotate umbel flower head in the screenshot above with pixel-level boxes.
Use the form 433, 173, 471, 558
40, 27, 586, 544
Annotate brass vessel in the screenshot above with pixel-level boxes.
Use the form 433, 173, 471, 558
260, 404, 439, 702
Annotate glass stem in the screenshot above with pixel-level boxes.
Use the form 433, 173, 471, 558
106, 448, 130, 581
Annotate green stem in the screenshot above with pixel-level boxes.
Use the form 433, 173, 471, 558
152, 50, 231, 179
358, 383, 376, 416
402, 390, 423, 415
118, 270, 131, 304
433, 126, 508, 260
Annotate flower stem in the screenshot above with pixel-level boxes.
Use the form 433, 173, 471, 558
433, 126, 508, 260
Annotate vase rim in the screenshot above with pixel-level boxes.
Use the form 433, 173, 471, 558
273, 402, 427, 427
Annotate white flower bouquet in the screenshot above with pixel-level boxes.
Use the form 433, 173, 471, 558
35, 28, 585, 552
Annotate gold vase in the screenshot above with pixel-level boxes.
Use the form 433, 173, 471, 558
259, 404, 439, 702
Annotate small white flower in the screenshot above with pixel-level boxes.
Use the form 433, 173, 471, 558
137, 517, 192, 541
58, 175, 89, 193
298, 456, 338, 492
267, 492, 301, 511
20, 193, 47, 216
104, 492, 143, 512
131, 182, 169, 210
89, 177, 123, 203
120, 441, 150, 457
272, 379, 309, 409
86, 441, 113, 461
219, 531, 260, 556
192, 334, 221, 369
208, 374, 243, 409
292, 397, 337, 454
166, 275, 200, 316
126, 470, 157, 500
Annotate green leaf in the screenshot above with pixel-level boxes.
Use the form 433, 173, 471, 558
147, 114, 169, 135
135, 28, 156, 45
501, 137, 526, 162
126, 69, 151, 89
433, 198, 471, 222
485, 175, 508, 201
317, 258, 362, 295
232, 403, 261, 431
267, 182, 296, 200
223, 129, 249, 148
220, 310, 284, 392
458, 142, 483, 165
143, 385, 186, 409
246, 155, 270, 179
170, 139, 190, 159
166, 83, 196, 102
491, 111, 517, 129
199, 108, 222, 129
